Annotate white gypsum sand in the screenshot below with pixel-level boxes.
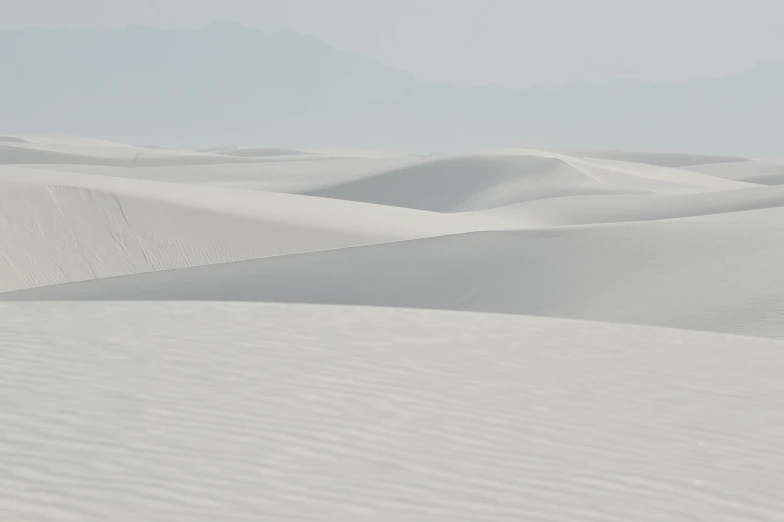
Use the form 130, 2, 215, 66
0, 165, 505, 293
2, 135, 784, 520
3, 137, 784, 337
2, 302, 784, 522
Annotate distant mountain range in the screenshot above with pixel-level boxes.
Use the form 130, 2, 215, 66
2, 22, 783, 156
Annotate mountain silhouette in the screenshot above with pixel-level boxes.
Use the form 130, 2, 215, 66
2, 22, 782, 156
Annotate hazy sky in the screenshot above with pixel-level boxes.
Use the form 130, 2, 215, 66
4, 0, 784, 88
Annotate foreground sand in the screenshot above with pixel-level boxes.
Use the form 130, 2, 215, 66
3, 302, 784, 522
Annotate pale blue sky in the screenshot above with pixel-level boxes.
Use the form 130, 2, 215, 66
3, 0, 784, 88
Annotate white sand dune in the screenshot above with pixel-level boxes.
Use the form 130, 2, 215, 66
303, 152, 754, 212
0, 143, 266, 167
21, 156, 413, 190
0, 166, 498, 293
4, 135, 784, 519
2, 136, 784, 339
12, 203, 784, 338
2, 302, 784, 522
551, 149, 748, 167
0, 135, 31, 143
0, 137, 272, 167
474, 184, 784, 227
686, 160, 784, 185
308, 146, 413, 158
209, 146, 312, 157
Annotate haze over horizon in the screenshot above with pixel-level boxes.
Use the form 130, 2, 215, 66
4, 19, 784, 156
5, 0, 784, 89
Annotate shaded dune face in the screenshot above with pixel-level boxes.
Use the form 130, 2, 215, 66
687, 160, 784, 185
304, 154, 664, 212
0, 135, 30, 143
306, 155, 628, 211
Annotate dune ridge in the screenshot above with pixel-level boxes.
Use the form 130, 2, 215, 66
0, 165, 502, 293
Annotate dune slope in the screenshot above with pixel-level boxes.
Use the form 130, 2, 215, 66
549, 149, 748, 167
12, 205, 784, 338
303, 152, 754, 212
686, 160, 784, 185
0, 167, 493, 292
473, 185, 784, 227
